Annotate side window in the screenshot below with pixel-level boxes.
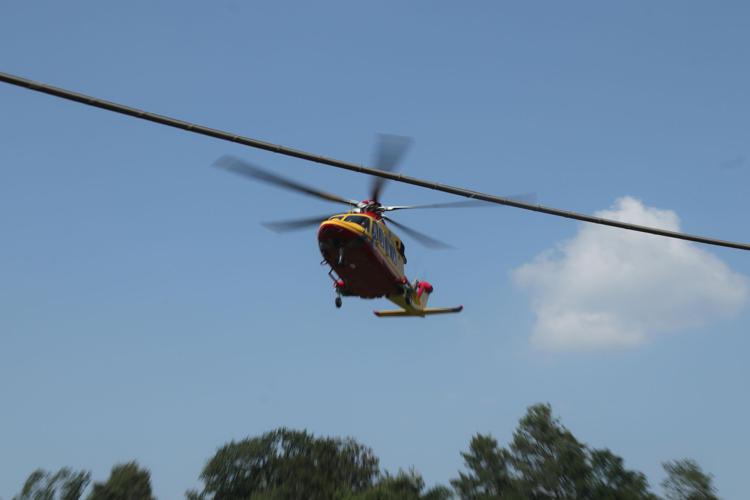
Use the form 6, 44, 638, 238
386, 240, 396, 262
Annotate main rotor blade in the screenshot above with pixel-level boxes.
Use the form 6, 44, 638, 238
215, 156, 358, 207
262, 214, 333, 233
383, 217, 452, 249
383, 194, 537, 211
3, 71, 749, 251
370, 134, 412, 203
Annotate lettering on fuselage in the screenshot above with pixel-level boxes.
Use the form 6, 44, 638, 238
371, 220, 402, 270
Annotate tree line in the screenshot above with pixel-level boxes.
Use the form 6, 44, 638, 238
12, 404, 719, 499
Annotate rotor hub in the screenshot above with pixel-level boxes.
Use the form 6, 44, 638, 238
356, 200, 384, 214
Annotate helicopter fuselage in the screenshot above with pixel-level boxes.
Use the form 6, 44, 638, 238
318, 212, 406, 298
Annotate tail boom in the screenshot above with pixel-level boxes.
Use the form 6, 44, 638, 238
373, 280, 462, 317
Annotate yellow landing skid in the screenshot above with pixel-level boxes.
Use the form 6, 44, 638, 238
373, 305, 463, 318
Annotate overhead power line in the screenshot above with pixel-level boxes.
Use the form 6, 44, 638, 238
1, 70, 748, 251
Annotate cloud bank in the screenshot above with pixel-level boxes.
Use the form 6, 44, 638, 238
513, 197, 747, 350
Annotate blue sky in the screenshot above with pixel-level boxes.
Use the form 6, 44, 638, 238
1, 1, 749, 498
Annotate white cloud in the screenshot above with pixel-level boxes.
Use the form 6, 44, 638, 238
513, 197, 748, 350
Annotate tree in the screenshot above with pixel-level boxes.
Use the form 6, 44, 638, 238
450, 434, 514, 499
14, 468, 91, 500
661, 459, 718, 500
87, 462, 154, 500
192, 428, 380, 499
452, 404, 660, 500
588, 449, 657, 500
356, 470, 424, 500
509, 404, 590, 499
338, 469, 452, 500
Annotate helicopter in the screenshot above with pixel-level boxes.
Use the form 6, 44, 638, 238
213, 134, 517, 316
2, 70, 749, 317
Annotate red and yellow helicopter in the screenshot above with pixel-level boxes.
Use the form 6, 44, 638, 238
215, 135, 505, 317
3, 70, 749, 318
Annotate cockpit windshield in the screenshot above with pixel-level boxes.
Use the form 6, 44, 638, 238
345, 215, 371, 231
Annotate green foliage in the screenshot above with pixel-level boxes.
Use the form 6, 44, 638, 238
87, 462, 154, 500
14, 468, 91, 500
450, 434, 513, 499
355, 470, 425, 500
422, 485, 454, 500
509, 404, 591, 498
336, 469, 453, 500
452, 404, 657, 500
661, 459, 718, 500
588, 449, 657, 500
194, 428, 379, 499
13, 405, 723, 500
